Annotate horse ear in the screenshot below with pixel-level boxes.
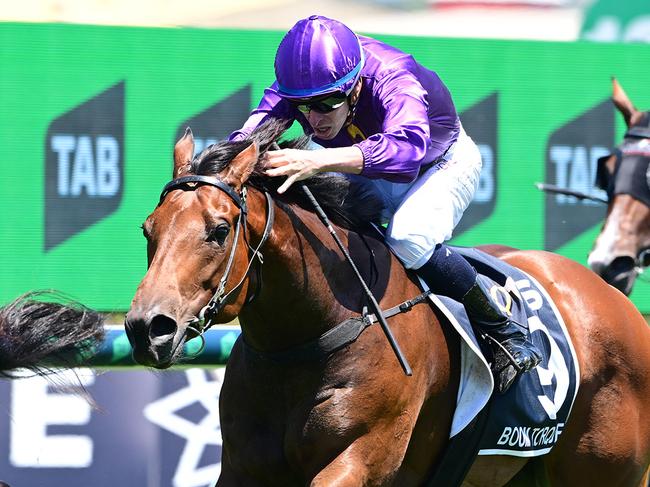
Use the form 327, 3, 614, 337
173, 127, 195, 177
612, 78, 640, 128
222, 142, 259, 190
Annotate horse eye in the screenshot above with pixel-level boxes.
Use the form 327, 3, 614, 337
208, 224, 230, 246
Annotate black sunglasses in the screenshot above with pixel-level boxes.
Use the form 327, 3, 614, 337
293, 93, 348, 114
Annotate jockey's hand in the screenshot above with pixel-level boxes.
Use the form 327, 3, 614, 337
262, 149, 322, 194
262, 146, 364, 194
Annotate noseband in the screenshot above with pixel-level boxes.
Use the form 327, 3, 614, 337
158, 175, 274, 334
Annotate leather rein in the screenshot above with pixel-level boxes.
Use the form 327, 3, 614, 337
158, 175, 274, 334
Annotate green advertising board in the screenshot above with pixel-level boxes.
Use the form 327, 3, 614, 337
1, 23, 649, 311
581, 0, 650, 43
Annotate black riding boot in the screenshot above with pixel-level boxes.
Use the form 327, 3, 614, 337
415, 244, 542, 393
462, 276, 542, 394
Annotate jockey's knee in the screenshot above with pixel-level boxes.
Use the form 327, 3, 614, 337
386, 218, 450, 269
385, 234, 440, 269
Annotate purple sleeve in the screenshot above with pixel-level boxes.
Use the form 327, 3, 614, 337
356, 70, 457, 183
229, 82, 296, 141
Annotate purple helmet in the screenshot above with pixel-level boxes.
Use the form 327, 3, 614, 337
274, 15, 364, 100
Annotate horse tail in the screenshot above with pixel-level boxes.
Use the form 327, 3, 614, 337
0, 291, 105, 378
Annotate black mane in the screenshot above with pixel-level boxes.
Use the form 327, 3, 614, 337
189, 119, 385, 229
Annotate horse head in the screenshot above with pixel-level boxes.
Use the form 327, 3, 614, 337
588, 78, 650, 296
124, 128, 263, 368
124, 120, 383, 368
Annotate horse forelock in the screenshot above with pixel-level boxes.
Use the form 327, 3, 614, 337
187, 119, 385, 229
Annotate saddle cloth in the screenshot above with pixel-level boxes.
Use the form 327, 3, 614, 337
422, 247, 581, 457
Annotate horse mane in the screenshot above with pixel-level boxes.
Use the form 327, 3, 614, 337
189, 119, 385, 229
0, 292, 105, 378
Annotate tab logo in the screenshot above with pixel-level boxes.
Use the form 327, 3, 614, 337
544, 100, 612, 251
455, 92, 498, 236
175, 85, 252, 157
45, 82, 124, 251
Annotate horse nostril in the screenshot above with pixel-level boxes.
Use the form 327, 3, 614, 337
601, 256, 637, 295
124, 316, 147, 346
149, 315, 178, 340
124, 320, 135, 345
588, 260, 604, 276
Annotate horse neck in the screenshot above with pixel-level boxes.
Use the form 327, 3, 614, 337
239, 187, 384, 352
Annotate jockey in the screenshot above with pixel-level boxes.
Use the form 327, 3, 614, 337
230, 15, 541, 393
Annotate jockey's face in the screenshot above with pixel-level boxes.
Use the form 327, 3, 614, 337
304, 100, 349, 140
298, 79, 362, 141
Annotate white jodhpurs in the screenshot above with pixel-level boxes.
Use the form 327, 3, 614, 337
384, 127, 482, 269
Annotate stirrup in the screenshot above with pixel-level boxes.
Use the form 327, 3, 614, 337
481, 333, 540, 394
482, 333, 523, 373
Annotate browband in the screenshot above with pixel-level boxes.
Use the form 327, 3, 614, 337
160, 175, 244, 209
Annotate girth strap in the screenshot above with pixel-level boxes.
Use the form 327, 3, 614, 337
242, 317, 372, 363
241, 291, 432, 363
365, 291, 431, 324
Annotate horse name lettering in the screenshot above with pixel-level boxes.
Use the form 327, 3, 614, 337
496, 423, 564, 449
496, 426, 532, 447
531, 423, 564, 447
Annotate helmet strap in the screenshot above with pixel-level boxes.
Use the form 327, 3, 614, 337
344, 79, 362, 128
344, 97, 356, 127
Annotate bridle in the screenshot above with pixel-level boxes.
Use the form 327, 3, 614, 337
158, 174, 275, 335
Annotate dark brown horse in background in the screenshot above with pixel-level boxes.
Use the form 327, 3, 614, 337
126, 122, 650, 486
0, 292, 104, 377
588, 78, 650, 296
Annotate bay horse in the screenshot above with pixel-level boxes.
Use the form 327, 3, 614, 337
588, 78, 650, 296
125, 121, 650, 486
0, 291, 105, 378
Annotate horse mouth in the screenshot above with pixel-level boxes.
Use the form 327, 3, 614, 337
607, 272, 637, 296
131, 346, 168, 368
601, 256, 638, 296
130, 334, 185, 368
152, 360, 174, 370
126, 317, 200, 368
132, 346, 180, 369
